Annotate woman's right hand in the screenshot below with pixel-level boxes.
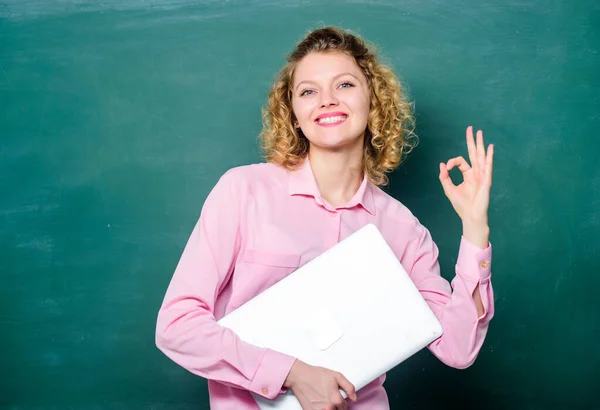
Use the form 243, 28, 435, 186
283, 360, 358, 410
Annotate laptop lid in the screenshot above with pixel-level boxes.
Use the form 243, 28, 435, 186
218, 223, 443, 409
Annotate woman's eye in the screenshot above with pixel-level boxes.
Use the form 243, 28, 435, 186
300, 89, 315, 96
339, 82, 355, 89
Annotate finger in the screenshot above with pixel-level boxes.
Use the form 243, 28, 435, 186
329, 391, 346, 410
466, 126, 478, 171
335, 372, 357, 402
439, 162, 455, 198
476, 129, 486, 171
485, 144, 494, 187
446, 156, 471, 173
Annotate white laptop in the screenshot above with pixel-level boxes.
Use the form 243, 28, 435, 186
217, 223, 443, 409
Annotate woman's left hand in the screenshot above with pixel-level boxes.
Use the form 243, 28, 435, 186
439, 126, 494, 246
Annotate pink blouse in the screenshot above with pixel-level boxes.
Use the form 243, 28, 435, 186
156, 158, 494, 409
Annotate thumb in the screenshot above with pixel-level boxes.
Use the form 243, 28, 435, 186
335, 372, 357, 402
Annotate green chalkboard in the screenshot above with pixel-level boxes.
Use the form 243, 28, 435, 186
1, 1, 598, 409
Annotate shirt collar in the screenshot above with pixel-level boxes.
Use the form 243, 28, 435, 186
288, 157, 376, 215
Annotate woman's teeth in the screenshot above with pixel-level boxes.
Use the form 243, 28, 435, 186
317, 115, 347, 124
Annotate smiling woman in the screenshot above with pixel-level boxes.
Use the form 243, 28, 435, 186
155, 26, 495, 410
261, 27, 418, 189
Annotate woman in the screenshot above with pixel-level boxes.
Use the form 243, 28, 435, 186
156, 26, 495, 410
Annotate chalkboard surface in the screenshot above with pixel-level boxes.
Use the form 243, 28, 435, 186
1, 1, 598, 409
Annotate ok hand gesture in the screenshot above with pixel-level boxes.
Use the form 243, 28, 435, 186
439, 126, 494, 247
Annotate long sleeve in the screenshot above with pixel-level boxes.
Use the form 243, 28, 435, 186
155, 170, 296, 399
401, 224, 495, 369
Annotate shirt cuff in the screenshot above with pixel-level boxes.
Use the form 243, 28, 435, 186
249, 349, 296, 399
456, 237, 492, 282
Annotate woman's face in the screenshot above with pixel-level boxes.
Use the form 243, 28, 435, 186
291, 52, 370, 152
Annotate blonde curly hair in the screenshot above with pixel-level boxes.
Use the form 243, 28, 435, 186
260, 26, 418, 186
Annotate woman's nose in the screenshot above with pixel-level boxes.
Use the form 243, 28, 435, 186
319, 90, 339, 108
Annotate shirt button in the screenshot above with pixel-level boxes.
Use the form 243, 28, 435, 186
261, 387, 269, 395
480, 261, 489, 268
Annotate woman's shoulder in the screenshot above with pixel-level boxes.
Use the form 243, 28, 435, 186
216, 161, 288, 191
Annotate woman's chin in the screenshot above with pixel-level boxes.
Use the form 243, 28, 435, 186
307, 135, 364, 152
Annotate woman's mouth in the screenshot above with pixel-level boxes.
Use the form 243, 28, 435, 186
315, 114, 348, 127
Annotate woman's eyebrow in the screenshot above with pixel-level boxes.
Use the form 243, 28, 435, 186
294, 72, 361, 92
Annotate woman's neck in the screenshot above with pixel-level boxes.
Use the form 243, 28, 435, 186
308, 145, 364, 207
